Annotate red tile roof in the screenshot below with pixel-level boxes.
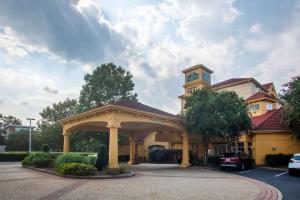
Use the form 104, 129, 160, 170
251, 108, 287, 130
246, 92, 277, 102
110, 100, 178, 118
262, 82, 273, 90
212, 78, 252, 88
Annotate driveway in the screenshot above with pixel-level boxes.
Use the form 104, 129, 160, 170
223, 167, 300, 200
0, 162, 281, 200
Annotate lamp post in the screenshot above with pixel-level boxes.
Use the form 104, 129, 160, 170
27, 118, 35, 153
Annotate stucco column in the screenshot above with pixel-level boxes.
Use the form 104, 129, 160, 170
108, 127, 119, 168
128, 135, 136, 165
179, 132, 190, 168
63, 134, 70, 153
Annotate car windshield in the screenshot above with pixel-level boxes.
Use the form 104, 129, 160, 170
223, 153, 237, 158
293, 155, 300, 160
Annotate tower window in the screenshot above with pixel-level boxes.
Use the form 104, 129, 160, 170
202, 71, 211, 84
186, 72, 199, 82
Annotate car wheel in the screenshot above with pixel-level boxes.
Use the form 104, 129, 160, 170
241, 163, 245, 171
251, 162, 256, 169
288, 169, 294, 176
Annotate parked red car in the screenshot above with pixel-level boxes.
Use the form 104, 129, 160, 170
220, 152, 255, 170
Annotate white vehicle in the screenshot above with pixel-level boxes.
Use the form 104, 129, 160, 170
288, 153, 300, 176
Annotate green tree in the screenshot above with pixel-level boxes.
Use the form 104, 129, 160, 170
79, 63, 138, 112
5, 130, 41, 151
183, 88, 252, 164
0, 113, 22, 145
38, 98, 79, 151
280, 76, 300, 140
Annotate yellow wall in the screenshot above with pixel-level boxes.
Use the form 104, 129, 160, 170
252, 131, 300, 165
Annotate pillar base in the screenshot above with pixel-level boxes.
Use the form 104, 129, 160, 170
108, 164, 119, 169
179, 163, 191, 168
128, 161, 134, 165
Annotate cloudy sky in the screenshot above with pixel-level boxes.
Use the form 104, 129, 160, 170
0, 0, 299, 126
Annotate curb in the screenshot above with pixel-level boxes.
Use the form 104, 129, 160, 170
23, 166, 135, 179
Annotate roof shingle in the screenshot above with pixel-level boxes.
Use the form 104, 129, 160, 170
246, 92, 277, 102
110, 100, 178, 118
251, 108, 287, 130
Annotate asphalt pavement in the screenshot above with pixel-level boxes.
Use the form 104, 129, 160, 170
223, 167, 300, 200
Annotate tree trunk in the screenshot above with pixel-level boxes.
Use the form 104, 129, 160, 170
203, 136, 209, 165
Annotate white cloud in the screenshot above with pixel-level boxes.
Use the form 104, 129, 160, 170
249, 23, 262, 34
44, 86, 59, 94
244, 22, 300, 90
82, 64, 95, 73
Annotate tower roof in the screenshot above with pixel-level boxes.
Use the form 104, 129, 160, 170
182, 64, 213, 74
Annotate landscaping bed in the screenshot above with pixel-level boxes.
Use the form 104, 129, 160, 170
21, 151, 134, 179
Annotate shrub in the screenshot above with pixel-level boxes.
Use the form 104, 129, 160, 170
55, 153, 92, 169
191, 158, 203, 166
106, 166, 127, 175
57, 163, 97, 176
0, 152, 29, 161
207, 156, 220, 165
21, 153, 52, 168
41, 144, 50, 152
265, 153, 292, 166
96, 144, 108, 171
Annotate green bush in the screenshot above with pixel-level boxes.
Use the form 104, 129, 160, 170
191, 158, 203, 166
207, 156, 220, 165
105, 166, 127, 175
41, 144, 50, 152
0, 152, 29, 161
96, 144, 108, 171
265, 153, 292, 166
57, 163, 97, 176
21, 153, 52, 168
55, 153, 93, 169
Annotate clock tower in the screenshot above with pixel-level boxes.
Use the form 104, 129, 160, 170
179, 64, 213, 110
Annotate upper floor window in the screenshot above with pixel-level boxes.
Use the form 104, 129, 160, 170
186, 72, 199, 82
188, 87, 197, 95
266, 103, 273, 110
249, 103, 260, 111
202, 71, 211, 84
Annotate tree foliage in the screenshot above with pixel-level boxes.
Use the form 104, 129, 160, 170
0, 113, 22, 145
183, 88, 252, 163
79, 63, 138, 112
280, 76, 300, 140
36, 63, 135, 152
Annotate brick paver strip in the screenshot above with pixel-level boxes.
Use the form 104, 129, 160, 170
35, 180, 89, 200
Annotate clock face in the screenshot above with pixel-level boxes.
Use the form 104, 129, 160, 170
187, 72, 198, 82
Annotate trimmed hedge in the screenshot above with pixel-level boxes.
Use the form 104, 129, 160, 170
55, 153, 95, 169
57, 163, 97, 176
0, 152, 29, 161
265, 153, 292, 166
21, 153, 53, 168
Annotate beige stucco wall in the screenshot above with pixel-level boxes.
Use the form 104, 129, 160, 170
215, 82, 262, 100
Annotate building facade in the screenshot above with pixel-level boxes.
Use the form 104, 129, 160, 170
119, 64, 300, 165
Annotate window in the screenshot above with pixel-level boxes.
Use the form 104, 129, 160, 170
202, 71, 211, 84
266, 103, 273, 110
188, 87, 197, 95
249, 103, 260, 111
186, 72, 199, 82
238, 142, 244, 153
